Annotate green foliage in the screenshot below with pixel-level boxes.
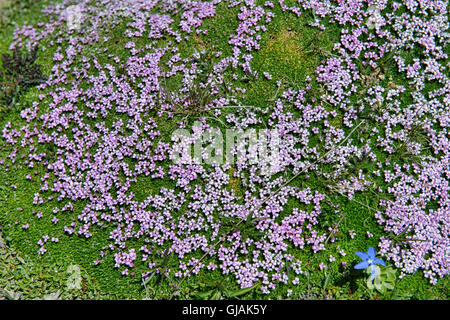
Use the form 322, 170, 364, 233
366, 266, 396, 294
0, 241, 104, 300
0, 47, 46, 112
194, 281, 260, 300
0, 0, 36, 28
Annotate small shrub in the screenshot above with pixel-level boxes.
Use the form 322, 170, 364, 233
0, 46, 46, 111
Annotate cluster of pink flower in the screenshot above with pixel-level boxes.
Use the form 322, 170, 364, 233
1, 0, 448, 291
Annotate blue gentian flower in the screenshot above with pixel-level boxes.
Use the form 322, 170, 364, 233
354, 247, 386, 280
